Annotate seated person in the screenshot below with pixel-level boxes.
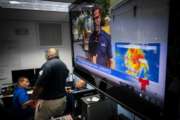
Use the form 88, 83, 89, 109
65, 79, 87, 93
65, 79, 87, 114
75, 79, 87, 90
12, 77, 35, 120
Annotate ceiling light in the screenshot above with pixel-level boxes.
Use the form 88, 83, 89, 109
9, 1, 21, 4
3, 0, 71, 12
86, 5, 94, 8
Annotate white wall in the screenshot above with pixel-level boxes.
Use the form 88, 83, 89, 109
0, 20, 72, 85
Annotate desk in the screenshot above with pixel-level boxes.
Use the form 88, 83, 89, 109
71, 84, 95, 94
0, 84, 94, 99
65, 84, 96, 116
0, 90, 33, 99
0, 89, 33, 108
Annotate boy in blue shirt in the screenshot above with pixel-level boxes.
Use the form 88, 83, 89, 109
13, 77, 34, 120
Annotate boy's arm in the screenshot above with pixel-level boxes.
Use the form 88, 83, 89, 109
18, 90, 35, 109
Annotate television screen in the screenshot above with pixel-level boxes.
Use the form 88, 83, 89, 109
70, 0, 169, 119
12, 68, 40, 86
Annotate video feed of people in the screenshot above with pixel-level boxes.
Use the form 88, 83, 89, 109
72, 1, 113, 69
71, 0, 168, 108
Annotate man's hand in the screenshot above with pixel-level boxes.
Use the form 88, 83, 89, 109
107, 58, 115, 69
32, 86, 43, 100
65, 87, 73, 93
22, 100, 37, 109
89, 54, 97, 64
75, 79, 86, 90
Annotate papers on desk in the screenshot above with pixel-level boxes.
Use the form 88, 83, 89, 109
92, 96, 100, 102
86, 96, 100, 102
0, 94, 13, 99
27, 90, 33, 94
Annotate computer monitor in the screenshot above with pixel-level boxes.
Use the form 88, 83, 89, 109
12, 68, 40, 87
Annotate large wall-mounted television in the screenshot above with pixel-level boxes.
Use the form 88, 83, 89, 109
69, 0, 171, 119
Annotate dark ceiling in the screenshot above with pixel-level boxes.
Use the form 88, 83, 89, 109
44, 0, 75, 3
0, 8, 69, 22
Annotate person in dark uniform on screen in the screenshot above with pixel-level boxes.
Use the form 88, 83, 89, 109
33, 48, 69, 120
88, 6, 114, 69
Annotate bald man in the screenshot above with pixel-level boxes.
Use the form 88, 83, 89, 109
33, 48, 69, 120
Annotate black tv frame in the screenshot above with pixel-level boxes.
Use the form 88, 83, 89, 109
69, 0, 179, 119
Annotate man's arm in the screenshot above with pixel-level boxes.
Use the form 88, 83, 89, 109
106, 34, 115, 69
89, 55, 97, 64
107, 58, 115, 69
32, 64, 51, 100
18, 90, 34, 109
88, 32, 98, 63
32, 86, 43, 100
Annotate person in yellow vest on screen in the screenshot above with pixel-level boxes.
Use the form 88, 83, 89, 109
102, 16, 111, 35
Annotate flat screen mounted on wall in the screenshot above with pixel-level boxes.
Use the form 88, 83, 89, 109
69, 0, 170, 119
